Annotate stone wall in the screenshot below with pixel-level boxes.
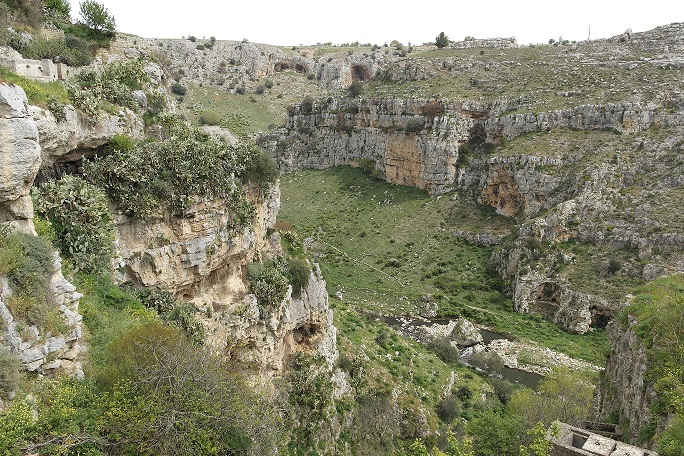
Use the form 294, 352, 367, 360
0, 58, 78, 81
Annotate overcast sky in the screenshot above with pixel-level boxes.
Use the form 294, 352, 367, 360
68, 0, 682, 46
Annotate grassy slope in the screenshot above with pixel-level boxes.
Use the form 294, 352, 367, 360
279, 166, 607, 364
366, 44, 681, 112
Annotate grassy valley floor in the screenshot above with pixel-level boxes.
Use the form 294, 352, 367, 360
278, 166, 607, 365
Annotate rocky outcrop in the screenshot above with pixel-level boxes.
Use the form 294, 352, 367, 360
30, 104, 144, 165
0, 253, 84, 377
0, 84, 40, 232
487, 103, 684, 142
595, 317, 655, 443
115, 185, 338, 374
266, 98, 475, 194
448, 37, 517, 49
219, 264, 338, 373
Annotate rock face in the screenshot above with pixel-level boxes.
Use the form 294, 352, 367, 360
219, 264, 338, 373
269, 95, 684, 333
0, 83, 86, 378
595, 317, 655, 443
30, 104, 144, 165
0, 84, 40, 232
0, 253, 84, 377
266, 98, 472, 194
115, 185, 338, 374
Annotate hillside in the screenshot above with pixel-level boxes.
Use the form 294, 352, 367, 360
0, 3, 682, 454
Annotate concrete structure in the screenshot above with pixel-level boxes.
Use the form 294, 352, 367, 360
551, 422, 657, 456
0, 57, 76, 81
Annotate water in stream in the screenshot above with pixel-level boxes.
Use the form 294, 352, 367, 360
380, 316, 543, 389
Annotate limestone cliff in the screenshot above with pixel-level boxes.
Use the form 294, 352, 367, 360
0, 84, 40, 232
114, 185, 338, 374
0, 83, 85, 376
595, 317, 655, 443
267, 96, 684, 333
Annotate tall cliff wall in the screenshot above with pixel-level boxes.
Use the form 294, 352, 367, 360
0, 84, 84, 376
595, 317, 655, 443
114, 186, 338, 373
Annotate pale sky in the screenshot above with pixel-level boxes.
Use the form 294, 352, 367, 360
68, 0, 683, 46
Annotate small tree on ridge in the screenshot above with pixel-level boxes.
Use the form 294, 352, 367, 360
79, 0, 116, 32
435, 31, 449, 49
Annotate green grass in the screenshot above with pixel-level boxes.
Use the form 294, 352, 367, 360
0, 66, 70, 107
180, 73, 327, 137
279, 166, 608, 364
332, 297, 488, 414
365, 42, 681, 112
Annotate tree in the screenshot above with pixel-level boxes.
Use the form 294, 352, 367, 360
436, 32, 449, 49
79, 0, 116, 32
348, 80, 364, 98
508, 366, 594, 431
101, 322, 283, 455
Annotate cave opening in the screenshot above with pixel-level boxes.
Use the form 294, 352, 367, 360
351, 65, 370, 81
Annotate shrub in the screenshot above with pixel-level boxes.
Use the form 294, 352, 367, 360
404, 118, 424, 135
84, 117, 258, 219
102, 322, 283, 455
255, 84, 266, 94
170, 82, 187, 95
301, 95, 314, 114
243, 147, 278, 192
198, 110, 221, 125
0, 347, 20, 398
33, 175, 115, 276
264, 79, 274, 89
133, 288, 205, 345
427, 337, 459, 364
348, 81, 364, 98
287, 258, 311, 296
249, 260, 289, 308
436, 394, 461, 422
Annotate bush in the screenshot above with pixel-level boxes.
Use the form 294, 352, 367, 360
404, 118, 424, 135
243, 147, 278, 192
85, 117, 258, 220
436, 394, 461, 422
199, 110, 221, 126
254, 84, 266, 94
264, 79, 274, 89
427, 337, 460, 364
102, 322, 282, 455
249, 260, 290, 308
33, 175, 115, 276
348, 81, 364, 98
0, 348, 20, 398
301, 95, 314, 114
170, 82, 187, 95
287, 258, 311, 296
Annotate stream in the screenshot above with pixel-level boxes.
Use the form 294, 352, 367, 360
380, 316, 543, 389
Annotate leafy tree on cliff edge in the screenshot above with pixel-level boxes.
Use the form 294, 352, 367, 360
79, 0, 116, 32
436, 32, 449, 49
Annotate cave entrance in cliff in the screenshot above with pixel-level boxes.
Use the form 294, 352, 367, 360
293, 323, 321, 348
531, 282, 560, 319
590, 307, 610, 328
274, 62, 291, 72
294, 63, 308, 74
351, 65, 370, 81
